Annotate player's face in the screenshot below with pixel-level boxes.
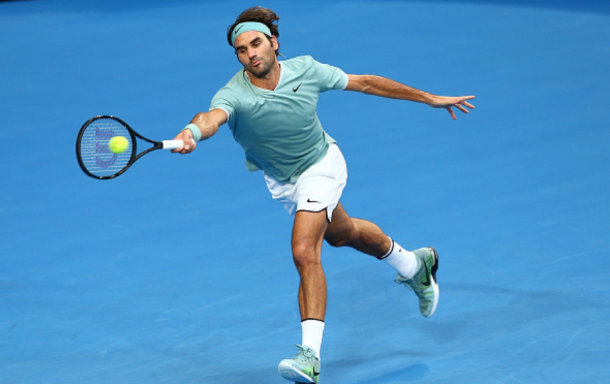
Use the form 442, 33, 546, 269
234, 31, 278, 79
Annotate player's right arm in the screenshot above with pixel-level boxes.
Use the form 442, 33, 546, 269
172, 108, 228, 154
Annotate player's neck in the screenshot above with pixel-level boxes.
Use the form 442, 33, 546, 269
246, 61, 281, 91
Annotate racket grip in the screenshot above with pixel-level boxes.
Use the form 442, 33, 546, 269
162, 140, 184, 150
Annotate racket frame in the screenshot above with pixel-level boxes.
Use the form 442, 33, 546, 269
76, 115, 179, 180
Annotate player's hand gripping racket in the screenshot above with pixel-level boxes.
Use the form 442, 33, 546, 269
76, 115, 182, 180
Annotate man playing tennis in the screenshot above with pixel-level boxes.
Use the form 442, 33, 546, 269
173, 6, 474, 384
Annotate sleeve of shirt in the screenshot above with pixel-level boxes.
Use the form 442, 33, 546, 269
209, 86, 238, 122
310, 56, 349, 92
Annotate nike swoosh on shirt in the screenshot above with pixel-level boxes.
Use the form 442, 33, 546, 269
293, 83, 302, 92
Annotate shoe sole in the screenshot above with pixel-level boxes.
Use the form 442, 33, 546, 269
426, 247, 440, 317
278, 363, 316, 383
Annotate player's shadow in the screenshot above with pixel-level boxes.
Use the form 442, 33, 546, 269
352, 363, 429, 383
324, 349, 430, 383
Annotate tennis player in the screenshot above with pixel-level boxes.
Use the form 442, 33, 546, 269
173, 6, 474, 383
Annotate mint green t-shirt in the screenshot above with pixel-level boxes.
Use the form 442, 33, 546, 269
210, 55, 349, 183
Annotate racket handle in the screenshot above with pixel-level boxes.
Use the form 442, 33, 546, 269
161, 140, 184, 150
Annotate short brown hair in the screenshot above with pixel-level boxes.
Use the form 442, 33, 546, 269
227, 6, 281, 55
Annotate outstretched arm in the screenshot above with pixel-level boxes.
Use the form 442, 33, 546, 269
345, 74, 475, 120
171, 108, 228, 154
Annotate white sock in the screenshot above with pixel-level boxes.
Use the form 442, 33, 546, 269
381, 240, 418, 279
301, 319, 324, 360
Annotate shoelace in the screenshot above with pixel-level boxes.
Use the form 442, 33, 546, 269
293, 344, 316, 364
395, 275, 426, 295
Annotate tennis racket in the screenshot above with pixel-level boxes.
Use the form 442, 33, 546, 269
76, 115, 183, 180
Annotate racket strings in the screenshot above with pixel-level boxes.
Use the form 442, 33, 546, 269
78, 118, 133, 177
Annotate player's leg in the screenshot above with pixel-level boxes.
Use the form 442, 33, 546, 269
324, 202, 391, 258
278, 209, 327, 384
292, 209, 329, 322
324, 203, 418, 279
324, 202, 440, 317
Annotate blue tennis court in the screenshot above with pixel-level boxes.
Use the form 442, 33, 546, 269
1, 0, 609, 383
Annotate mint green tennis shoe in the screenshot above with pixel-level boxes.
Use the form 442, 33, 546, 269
395, 247, 439, 317
278, 345, 321, 383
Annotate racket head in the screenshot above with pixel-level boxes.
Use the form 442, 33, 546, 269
76, 115, 137, 180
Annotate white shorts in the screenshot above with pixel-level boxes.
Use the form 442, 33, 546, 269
264, 144, 348, 222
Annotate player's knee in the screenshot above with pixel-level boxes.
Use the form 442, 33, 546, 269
325, 233, 351, 248
325, 222, 359, 248
291, 242, 320, 268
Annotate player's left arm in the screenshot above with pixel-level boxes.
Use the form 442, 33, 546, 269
345, 74, 475, 120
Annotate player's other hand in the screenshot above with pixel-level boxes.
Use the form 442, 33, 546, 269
430, 95, 476, 120
171, 129, 197, 154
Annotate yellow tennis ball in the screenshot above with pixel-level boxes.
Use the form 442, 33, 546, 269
108, 136, 129, 154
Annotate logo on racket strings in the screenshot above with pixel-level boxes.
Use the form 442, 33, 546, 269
95, 127, 117, 169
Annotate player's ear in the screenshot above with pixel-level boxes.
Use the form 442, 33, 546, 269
271, 36, 279, 52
